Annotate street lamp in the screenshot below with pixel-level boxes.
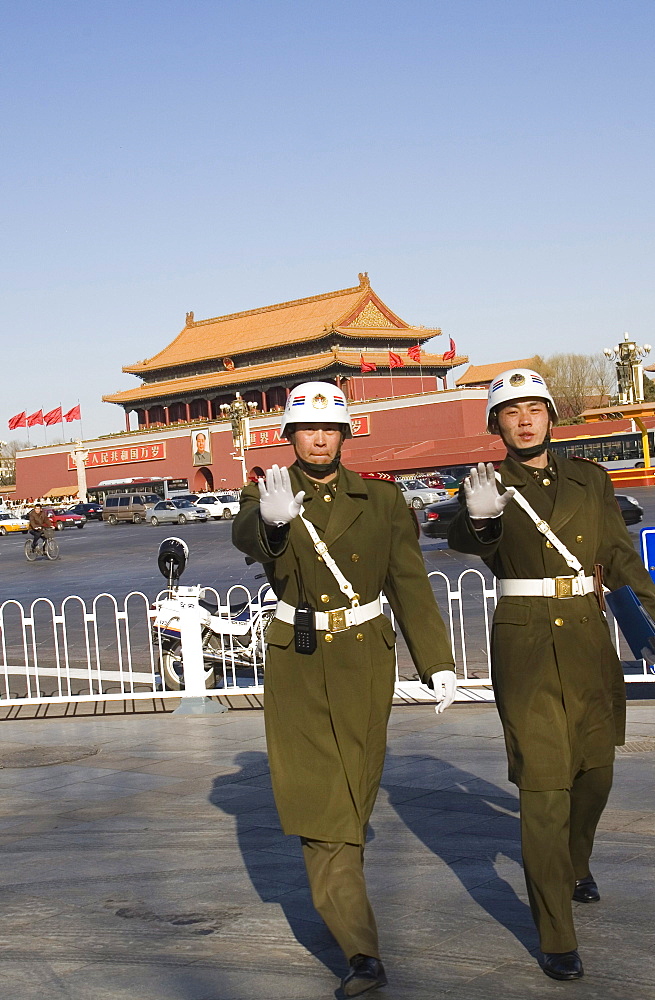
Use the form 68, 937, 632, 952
228, 393, 249, 485
603, 333, 652, 405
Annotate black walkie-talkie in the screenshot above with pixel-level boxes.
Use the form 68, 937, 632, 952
294, 603, 317, 655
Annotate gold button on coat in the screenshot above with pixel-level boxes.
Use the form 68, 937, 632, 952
321, 594, 330, 604
324, 633, 333, 642
351, 553, 360, 562
323, 494, 332, 503
542, 478, 551, 486
545, 540, 553, 548
554, 618, 564, 627
356, 633, 364, 641
576, 535, 583, 543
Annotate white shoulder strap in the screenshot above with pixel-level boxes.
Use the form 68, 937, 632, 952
298, 508, 360, 606
495, 473, 584, 576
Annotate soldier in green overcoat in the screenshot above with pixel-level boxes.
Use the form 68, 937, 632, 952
233, 381, 455, 997
448, 368, 655, 982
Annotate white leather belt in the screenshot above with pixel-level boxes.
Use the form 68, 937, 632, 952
499, 575, 595, 599
275, 598, 383, 632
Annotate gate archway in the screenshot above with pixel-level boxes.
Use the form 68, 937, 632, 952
193, 467, 214, 491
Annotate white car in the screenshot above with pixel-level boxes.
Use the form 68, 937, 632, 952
192, 494, 240, 520
397, 479, 448, 509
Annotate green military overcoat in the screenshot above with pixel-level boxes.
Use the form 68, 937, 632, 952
233, 463, 454, 844
448, 453, 655, 790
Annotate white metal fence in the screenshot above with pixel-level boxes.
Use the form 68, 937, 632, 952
0, 571, 652, 709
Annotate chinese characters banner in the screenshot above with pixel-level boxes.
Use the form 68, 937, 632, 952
249, 415, 370, 447
67, 442, 166, 471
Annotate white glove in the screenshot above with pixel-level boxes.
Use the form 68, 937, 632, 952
430, 670, 457, 714
258, 465, 305, 527
464, 462, 514, 520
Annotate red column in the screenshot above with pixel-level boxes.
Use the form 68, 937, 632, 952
261, 390, 268, 412
124, 411, 131, 432
164, 406, 170, 425
145, 409, 150, 428
185, 402, 191, 422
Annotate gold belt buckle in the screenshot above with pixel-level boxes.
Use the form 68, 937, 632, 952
327, 608, 349, 632
555, 576, 574, 599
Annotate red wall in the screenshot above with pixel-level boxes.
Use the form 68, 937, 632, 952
15, 395, 490, 498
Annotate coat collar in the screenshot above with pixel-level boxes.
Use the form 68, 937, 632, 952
288, 463, 367, 544
498, 452, 586, 532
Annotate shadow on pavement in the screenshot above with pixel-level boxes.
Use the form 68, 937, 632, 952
383, 751, 537, 953
208, 750, 343, 977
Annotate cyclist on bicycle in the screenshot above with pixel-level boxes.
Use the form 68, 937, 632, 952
28, 504, 54, 552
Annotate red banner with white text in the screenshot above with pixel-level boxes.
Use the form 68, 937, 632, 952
249, 415, 370, 448
67, 442, 166, 471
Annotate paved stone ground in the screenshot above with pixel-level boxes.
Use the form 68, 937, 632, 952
0, 702, 653, 1000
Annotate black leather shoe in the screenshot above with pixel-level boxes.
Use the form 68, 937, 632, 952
573, 875, 600, 902
342, 955, 387, 996
542, 950, 584, 981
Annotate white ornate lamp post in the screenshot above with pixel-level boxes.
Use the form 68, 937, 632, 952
603, 334, 653, 469
604, 333, 652, 405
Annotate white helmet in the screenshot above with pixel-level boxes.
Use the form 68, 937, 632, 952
280, 381, 353, 439
485, 368, 558, 430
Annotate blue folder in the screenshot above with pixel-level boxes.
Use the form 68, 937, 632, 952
605, 586, 655, 664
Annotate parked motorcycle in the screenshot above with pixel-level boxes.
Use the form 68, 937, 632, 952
151, 537, 276, 691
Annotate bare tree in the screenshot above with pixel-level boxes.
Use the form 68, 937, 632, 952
0, 439, 29, 485
532, 354, 616, 422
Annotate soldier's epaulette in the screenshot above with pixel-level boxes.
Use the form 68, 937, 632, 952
359, 472, 396, 483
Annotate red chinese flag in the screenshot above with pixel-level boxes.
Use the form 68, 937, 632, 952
44, 406, 63, 426
407, 345, 421, 363
360, 355, 377, 372
442, 337, 457, 361
388, 351, 404, 368
64, 404, 81, 422
27, 409, 44, 426
8, 411, 26, 430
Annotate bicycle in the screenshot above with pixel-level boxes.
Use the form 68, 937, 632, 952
24, 534, 60, 561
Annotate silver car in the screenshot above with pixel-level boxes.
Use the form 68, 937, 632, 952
145, 500, 208, 526
397, 479, 448, 509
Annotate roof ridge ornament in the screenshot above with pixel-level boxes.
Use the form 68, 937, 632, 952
185, 311, 195, 327
358, 272, 370, 287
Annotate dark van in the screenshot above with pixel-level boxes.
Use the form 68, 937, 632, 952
102, 493, 159, 525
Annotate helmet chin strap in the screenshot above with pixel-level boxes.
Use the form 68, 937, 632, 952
506, 432, 551, 461
295, 453, 342, 479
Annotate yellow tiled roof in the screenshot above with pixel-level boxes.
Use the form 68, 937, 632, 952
104, 347, 466, 405
123, 275, 441, 375
455, 358, 538, 386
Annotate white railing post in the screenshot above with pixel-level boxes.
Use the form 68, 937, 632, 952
172, 586, 227, 715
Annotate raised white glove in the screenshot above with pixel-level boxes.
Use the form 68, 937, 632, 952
464, 462, 514, 520
258, 465, 305, 527
430, 670, 457, 714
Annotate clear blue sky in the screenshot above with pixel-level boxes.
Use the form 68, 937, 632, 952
2, 0, 654, 440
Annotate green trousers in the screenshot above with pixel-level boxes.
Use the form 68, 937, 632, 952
519, 764, 613, 953
301, 837, 379, 961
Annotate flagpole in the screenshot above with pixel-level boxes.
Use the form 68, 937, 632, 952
77, 400, 85, 442
388, 344, 394, 399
